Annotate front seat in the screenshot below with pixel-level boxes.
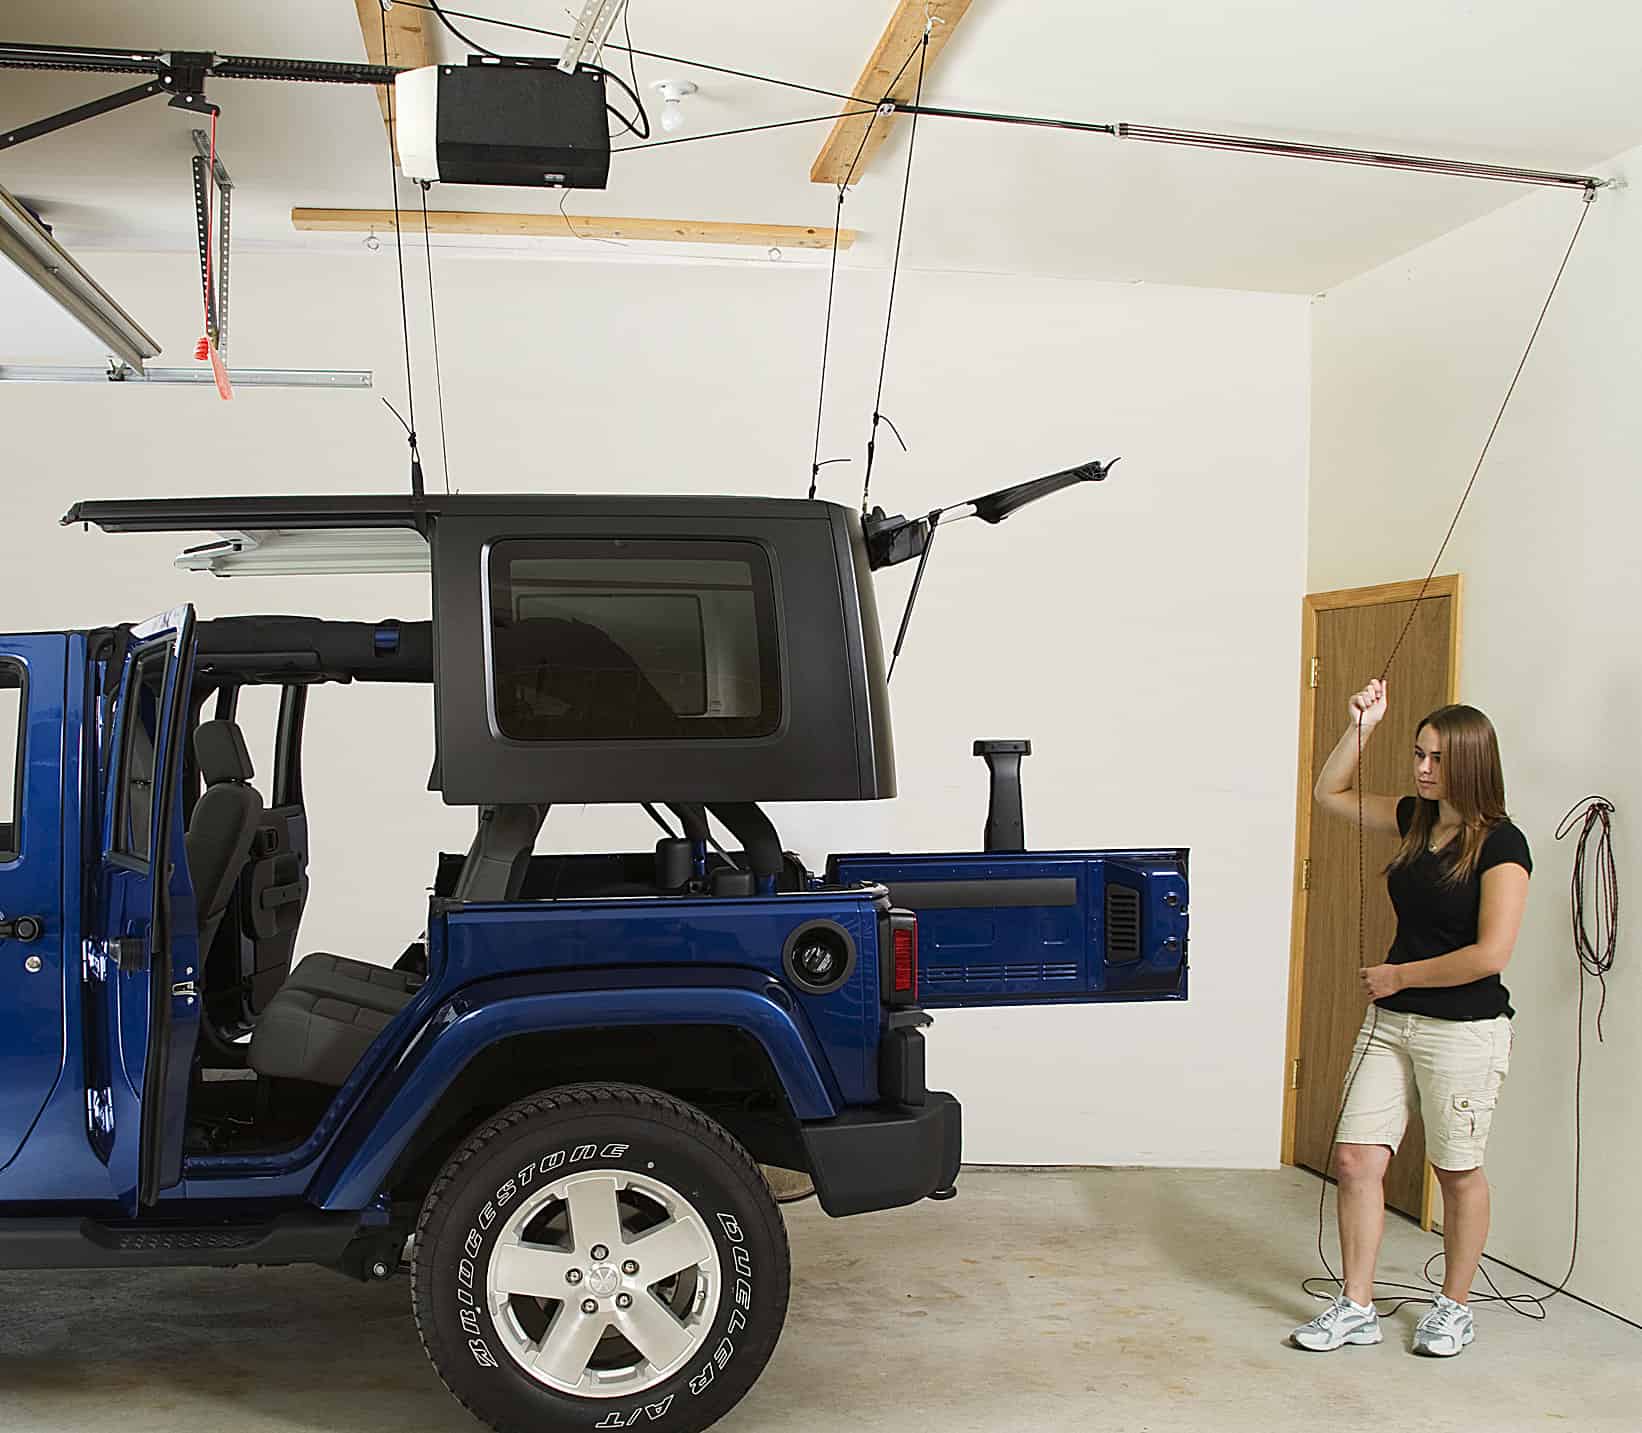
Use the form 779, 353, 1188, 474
185, 720, 264, 959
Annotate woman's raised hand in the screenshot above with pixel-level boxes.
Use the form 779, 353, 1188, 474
1348, 678, 1387, 729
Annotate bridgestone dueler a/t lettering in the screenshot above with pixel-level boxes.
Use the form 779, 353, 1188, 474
412, 1084, 791, 1433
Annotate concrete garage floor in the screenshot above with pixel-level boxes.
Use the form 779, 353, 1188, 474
0, 1168, 1634, 1433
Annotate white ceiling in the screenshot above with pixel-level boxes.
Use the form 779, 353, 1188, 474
1, 0, 1638, 293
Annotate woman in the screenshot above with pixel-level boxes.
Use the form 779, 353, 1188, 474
1292, 678, 1531, 1357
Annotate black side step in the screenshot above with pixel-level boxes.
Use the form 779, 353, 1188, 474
0, 1211, 360, 1270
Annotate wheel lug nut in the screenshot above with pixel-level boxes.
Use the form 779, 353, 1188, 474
591, 1244, 609, 1261
581, 1299, 598, 1315
622, 1260, 639, 1276
616, 1293, 633, 1309
566, 1269, 583, 1285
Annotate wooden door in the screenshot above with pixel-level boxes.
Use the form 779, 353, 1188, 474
1283, 578, 1460, 1221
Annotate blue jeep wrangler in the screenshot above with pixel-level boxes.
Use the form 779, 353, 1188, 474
0, 489, 1188, 1433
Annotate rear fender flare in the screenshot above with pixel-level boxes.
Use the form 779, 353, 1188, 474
309, 976, 837, 1210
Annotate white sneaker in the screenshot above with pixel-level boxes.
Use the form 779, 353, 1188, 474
1412, 1294, 1475, 1356
1291, 1295, 1383, 1351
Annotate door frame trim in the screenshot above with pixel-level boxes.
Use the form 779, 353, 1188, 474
1281, 574, 1462, 1226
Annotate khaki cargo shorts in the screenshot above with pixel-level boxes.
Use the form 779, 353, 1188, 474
1335, 1007, 1512, 1171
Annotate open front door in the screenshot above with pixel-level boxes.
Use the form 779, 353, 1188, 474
94, 606, 199, 1210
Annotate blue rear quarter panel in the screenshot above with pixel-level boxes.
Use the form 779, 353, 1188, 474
829, 849, 1189, 1006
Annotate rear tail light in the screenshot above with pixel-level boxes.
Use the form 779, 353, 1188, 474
889, 912, 918, 1002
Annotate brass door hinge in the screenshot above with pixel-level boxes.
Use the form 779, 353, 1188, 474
1301, 857, 1312, 891
1309, 657, 1320, 689
1290, 1057, 1302, 1091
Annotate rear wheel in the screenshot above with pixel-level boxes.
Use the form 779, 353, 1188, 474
413, 1084, 790, 1433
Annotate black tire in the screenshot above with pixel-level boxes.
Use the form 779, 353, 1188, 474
413, 1083, 791, 1433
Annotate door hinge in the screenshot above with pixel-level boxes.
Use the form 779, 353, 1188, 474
1301, 858, 1312, 891
1309, 657, 1320, 689
1290, 1057, 1302, 1091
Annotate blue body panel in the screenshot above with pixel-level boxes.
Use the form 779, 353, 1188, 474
0, 626, 1189, 1229
311, 970, 840, 1210
0, 635, 70, 1175
437, 898, 878, 1105
830, 849, 1189, 1007
164, 893, 872, 1211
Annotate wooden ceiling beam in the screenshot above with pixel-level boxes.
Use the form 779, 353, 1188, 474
811, 0, 974, 187
353, 0, 432, 160
292, 207, 858, 250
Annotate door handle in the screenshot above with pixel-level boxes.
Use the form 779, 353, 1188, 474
0, 915, 43, 943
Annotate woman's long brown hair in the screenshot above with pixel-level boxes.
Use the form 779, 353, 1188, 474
1388, 704, 1509, 884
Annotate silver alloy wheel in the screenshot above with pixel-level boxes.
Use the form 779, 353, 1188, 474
486, 1168, 721, 1399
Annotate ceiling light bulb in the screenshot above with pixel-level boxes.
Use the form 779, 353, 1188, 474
651, 79, 697, 136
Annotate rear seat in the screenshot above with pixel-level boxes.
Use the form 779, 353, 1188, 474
245, 804, 549, 1088
247, 953, 421, 1087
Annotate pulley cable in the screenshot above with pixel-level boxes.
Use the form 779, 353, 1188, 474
614, 105, 876, 156
419, 181, 453, 493
1378, 190, 1597, 684
1305, 188, 1602, 1322
860, 26, 930, 516
382, 2, 426, 499
808, 32, 936, 498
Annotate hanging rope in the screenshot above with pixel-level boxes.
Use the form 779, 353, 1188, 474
1378, 189, 1598, 682
382, 3, 425, 499
860, 27, 930, 516
420, 182, 453, 493
808, 107, 891, 498
807, 31, 935, 499
1306, 184, 1602, 1317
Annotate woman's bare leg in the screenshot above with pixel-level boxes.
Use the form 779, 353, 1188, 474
1333, 1143, 1393, 1304
1432, 1165, 1490, 1302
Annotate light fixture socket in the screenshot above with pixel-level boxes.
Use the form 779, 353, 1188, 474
651, 78, 698, 134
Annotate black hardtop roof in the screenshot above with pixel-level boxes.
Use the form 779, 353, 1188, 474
63, 492, 848, 534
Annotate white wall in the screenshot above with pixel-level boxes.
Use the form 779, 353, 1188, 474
1310, 149, 1640, 1320
3, 245, 1309, 1168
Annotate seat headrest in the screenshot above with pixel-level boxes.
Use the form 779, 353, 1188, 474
195, 719, 255, 786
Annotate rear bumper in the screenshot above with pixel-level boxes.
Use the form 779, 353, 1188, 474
800, 1091, 962, 1217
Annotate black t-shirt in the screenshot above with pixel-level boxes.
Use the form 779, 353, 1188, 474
1377, 796, 1532, 1021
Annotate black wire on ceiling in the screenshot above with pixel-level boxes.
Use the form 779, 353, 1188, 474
422, 0, 648, 139
397, 0, 858, 104
612, 105, 877, 156
611, 2, 647, 139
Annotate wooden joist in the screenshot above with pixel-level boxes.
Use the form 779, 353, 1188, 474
810, 0, 973, 186
292, 208, 858, 250
353, 0, 432, 159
